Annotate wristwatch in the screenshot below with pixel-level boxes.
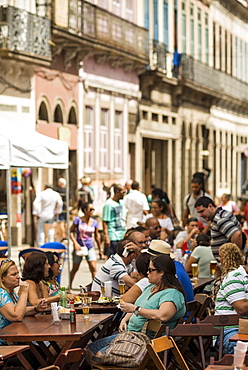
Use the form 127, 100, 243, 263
134, 306, 142, 316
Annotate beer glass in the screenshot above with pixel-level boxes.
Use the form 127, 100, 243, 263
118, 278, 125, 295
191, 263, 198, 280
100, 282, 105, 298
82, 297, 91, 319
210, 260, 218, 278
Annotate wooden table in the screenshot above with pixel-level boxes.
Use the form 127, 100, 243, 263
0, 345, 31, 370
0, 313, 113, 369
205, 366, 248, 370
193, 278, 215, 294
230, 333, 248, 342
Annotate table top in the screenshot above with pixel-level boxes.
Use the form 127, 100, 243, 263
0, 313, 113, 342
0, 345, 30, 360
230, 333, 248, 342
205, 366, 248, 370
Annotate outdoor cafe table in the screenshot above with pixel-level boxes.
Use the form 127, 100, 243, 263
0, 313, 113, 369
205, 366, 248, 370
230, 333, 248, 342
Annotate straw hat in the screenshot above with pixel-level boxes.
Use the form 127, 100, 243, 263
147, 240, 175, 259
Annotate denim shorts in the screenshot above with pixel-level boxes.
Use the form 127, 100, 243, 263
216, 327, 238, 355
88, 334, 118, 354
72, 247, 96, 264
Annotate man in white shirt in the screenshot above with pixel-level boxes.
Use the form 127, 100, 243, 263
33, 184, 63, 246
124, 181, 149, 229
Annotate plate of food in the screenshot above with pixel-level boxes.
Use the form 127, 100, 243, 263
97, 297, 113, 304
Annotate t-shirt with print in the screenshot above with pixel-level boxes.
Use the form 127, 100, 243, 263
128, 285, 185, 332
102, 198, 126, 241
0, 288, 19, 344
73, 217, 98, 249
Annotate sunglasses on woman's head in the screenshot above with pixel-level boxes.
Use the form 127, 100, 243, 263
0, 259, 11, 267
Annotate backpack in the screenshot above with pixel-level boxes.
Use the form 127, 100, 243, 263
99, 331, 151, 367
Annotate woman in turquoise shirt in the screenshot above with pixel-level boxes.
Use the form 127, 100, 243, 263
86, 254, 186, 364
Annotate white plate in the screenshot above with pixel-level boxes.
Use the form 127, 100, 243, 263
74, 300, 82, 305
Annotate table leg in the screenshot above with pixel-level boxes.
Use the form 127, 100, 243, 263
29, 342, 48, 367
17, 352, 34, 370
37, 341, 56, 363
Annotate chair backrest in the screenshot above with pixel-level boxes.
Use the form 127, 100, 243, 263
197, 314, 240, 326
146, 319, 166, 338
39, 242, 67, 257
210, 354, 248, 365
166, 323, 224, 369
179, 300, 201, 324
54, 348, 83, 370
18, 248, 45, 270
146, 335, 190, 370
194, 293, 212, 319
0, 241, 8, 246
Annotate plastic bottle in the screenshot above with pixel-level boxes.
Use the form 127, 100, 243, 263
70, 301, 76, 323
60, 287, 68, 308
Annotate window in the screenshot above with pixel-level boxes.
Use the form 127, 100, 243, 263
163, 1, 168, 47
54, 105, 63, 123
142, 111, 148, 120
197, 8, 202, 61
68, 107, 77, 124
182, 2, 186, 53
172, 117, 176, 125
84, 106, 95, 172
100, 108, 109, 172
38, 102, 49, 121
144, 0, 149, 29
114, 111, 123, 172
126, 0, 134, 22
113, 0, 121, 16
190, 4, 194, 56
162, 115, 168, 124
205, 14, 209, 64
213, 22, 216, 69
152, 113, 159, 122
154, 0, 158, 41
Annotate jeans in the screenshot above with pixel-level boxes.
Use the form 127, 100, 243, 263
216, 327, 238, 354
109, 241, 119, 256
37, 217, 54, 246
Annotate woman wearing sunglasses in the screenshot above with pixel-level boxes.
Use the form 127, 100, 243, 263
70, 202, 102, 287
86, 254, 186, 364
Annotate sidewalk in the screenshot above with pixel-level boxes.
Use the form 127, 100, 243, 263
9, 244, 105, 293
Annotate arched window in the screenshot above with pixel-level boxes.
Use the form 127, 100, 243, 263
68, 107, 77, 124
38, 102, 49, 121
54, 105, 63, 123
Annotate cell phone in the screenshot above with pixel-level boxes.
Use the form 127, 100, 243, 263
122, 248, 133, 257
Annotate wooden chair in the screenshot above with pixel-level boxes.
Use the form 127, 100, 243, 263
166, 323, 224, 370
209, 354, 248, 366
92, 335, 189, 370
40, 348, 84, 370
197, 313, 240, 326
194, 293, 212, 319
0, 345, 31, 369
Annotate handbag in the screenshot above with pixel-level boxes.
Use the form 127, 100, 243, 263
76, 245, 88, 256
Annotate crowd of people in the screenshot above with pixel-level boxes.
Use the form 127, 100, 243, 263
0, 174, 247, 367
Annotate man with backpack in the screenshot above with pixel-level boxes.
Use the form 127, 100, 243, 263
182, 177, 212, 227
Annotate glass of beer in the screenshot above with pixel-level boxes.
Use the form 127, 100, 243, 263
118, 278, 125, 295
82, 304, 90, 319
100, 282, 105, 298
191, 263, 198, 280
210, 260, 218, 278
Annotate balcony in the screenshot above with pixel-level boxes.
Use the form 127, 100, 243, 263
180, 55, 248, 103
149, 40, 167, 72
0, 6, 51, 62
51, 0, 149, 66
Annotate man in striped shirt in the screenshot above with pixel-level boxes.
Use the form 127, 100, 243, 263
215, 258, 248, 354
92, 240, 138, 296
195, 196, 242, 257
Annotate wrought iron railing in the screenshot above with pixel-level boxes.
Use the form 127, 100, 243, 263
149, 40, 167, 71
52, 0, 148, 61
180, 55, 248, 102
0, 6, 51, 59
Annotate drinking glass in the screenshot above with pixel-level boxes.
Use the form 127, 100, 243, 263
191, 263, 198, 280
209, 260, 218, 278
82, 304, 90, 319
100, 282, 105, 298
118, 278, 125, 295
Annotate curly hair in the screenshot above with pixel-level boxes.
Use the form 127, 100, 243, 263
0, 260, 16, 294
219, 243, 244, 277
22, 252, 47, 283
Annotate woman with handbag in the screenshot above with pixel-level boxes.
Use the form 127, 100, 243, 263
70, 202, 102, 286
86, 254, 186, 365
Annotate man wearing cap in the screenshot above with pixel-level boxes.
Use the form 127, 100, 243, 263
124, 240, 194, 303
